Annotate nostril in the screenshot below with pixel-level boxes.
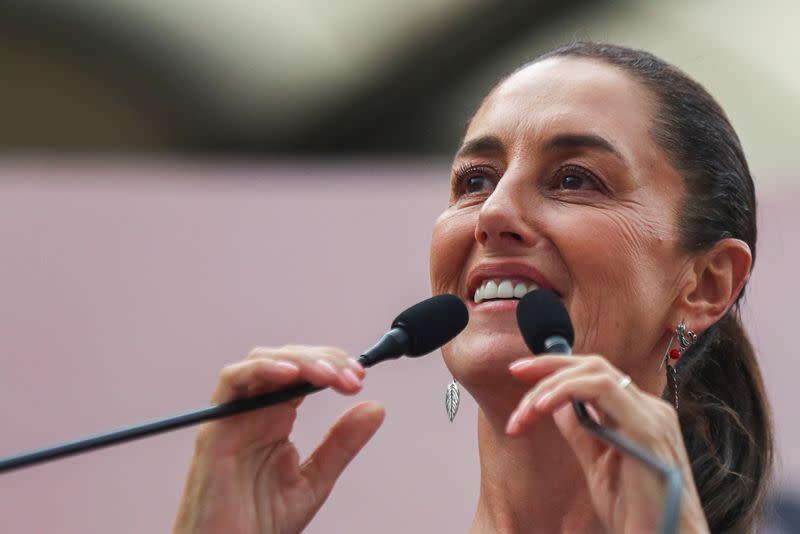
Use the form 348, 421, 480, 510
502, 231, 523, 242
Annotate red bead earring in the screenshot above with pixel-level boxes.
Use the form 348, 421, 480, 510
659, 322, 697, 410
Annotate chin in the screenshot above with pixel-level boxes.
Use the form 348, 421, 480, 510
443, 329, 533, 391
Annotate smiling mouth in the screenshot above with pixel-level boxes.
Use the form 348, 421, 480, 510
473, 279, 540, 304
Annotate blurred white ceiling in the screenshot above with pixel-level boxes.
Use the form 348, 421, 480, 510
1, 0, 797, 184
506, 0, 800, 183
65, 0, 484, 128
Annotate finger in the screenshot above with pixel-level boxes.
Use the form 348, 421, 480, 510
506, 358, 617, 433
551, 398, 685, 498
510, 373, 647, 438
519, 357, 619, 414
251, 345, 365, 378
212, 358, 301, 403
508, 355, 590, 382
551, 403, 607, 470
249, 345, 365, 393
300, 401, 385, 504
212, 352, 362, 405
535, 374, 638, 424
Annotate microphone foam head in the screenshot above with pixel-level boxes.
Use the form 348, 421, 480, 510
516, 289, 574, 354
391, 294, 468, 356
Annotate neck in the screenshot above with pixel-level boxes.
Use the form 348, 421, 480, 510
469, 402, 602, 534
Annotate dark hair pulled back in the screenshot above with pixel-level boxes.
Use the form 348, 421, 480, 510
530, 43, 773, 532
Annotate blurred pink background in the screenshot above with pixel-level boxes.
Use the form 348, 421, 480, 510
0, 162, 797, 533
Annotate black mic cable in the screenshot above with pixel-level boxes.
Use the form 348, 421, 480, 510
517, 289, 682, 534
0, 294, 468, 475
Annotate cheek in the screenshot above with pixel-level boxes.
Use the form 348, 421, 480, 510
557, 208, 677, 352
582, 208, 674, 291
429, 208, 477, 294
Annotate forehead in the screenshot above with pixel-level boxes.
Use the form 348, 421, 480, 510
467, 57, 658, 163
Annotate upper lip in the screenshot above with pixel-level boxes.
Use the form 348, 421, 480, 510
466, 260, 557, 299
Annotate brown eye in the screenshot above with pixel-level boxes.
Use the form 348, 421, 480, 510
554, 165, 602, 192
560, 174, 585, 190
453, 163, 499, 199
466, 175, 494, 194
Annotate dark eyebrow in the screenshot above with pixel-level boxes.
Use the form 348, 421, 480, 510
454, 135, 506, 160
545, 133, 625, 163
455, 132, 626, 164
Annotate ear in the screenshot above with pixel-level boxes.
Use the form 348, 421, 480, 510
678, 238, 752, 333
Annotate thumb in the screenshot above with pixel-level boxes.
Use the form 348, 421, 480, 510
300, 401, 385, 503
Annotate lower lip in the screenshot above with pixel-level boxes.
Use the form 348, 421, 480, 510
468, 299, 519, 313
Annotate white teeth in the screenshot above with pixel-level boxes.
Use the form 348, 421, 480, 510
497, 280, 514, 298
513, 282, 528, 298
483, 280, 498, 300
474, 287, 483, 303
472, 278, 542, 303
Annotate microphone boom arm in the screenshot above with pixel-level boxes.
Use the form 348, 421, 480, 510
0, 325, 409, 474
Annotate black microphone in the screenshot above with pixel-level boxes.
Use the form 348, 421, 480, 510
516, 289, 574, 356
516, 289, 682, 534
0, 294, 468, 474
518, 289, 595, 427
359, 293, 468, 365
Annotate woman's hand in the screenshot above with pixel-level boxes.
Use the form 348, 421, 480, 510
173, 345, 385, 534
507, 355, 709, 534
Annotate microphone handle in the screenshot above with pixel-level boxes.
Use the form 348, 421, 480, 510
0, 337, 405, 475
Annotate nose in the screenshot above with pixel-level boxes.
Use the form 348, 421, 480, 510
474, 175, 537, 248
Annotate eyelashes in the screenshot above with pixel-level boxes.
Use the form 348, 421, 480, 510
451, 162, 607, 200
452, 163, 498, 198
554, 164, 607, 193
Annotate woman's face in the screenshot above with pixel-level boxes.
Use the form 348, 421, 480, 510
430, 57, 690, 394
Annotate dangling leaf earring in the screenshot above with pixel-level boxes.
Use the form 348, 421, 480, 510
445, 378, 460, 422
659, 322, 697, 410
